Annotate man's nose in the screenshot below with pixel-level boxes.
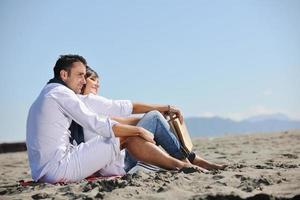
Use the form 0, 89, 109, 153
82, 78, 86, 85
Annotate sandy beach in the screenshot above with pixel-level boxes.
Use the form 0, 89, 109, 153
1, 130, 299, 200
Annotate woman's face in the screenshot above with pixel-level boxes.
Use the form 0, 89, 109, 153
83, 76, 99, 95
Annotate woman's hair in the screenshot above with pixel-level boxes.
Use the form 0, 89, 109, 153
85, 66, 99, 79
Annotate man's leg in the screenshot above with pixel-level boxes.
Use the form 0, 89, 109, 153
192, 155, 227, 170
42, 136, 120, 183
137, 110, 186, 159
124, 110, 187, 171
125, 111, 226, 170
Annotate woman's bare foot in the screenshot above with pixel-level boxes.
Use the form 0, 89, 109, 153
181, 162, 208, 173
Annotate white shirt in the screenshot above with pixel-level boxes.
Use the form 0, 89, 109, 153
26, 83, 132, 181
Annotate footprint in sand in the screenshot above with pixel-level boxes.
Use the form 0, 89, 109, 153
216, 156, 227, 159
58, 186, 72, 193
275, 163, 298, 169
229, 163, 247, 169
254, 164, 273, 169
215, 181, 227, 186
282, 153, 298, 159
212, 175, 225, 180
236, 175, 272, 193
32, 193, 51, 199
207, 147, 216, 150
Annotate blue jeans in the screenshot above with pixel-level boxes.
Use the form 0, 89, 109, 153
124, 110, 186, 172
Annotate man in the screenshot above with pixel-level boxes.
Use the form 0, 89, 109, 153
26, 54, 191, 183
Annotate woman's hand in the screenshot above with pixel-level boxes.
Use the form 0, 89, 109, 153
168, 105, 184, 124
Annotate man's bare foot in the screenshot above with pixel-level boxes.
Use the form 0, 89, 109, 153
209, 163, 227, 170
192, 155, 227, 170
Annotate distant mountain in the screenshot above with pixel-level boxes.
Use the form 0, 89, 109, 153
185, 114, 300, 137
245, 113, 290, 122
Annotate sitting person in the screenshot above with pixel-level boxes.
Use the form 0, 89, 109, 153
26, 54, 196, 183
80, 66, 227, 172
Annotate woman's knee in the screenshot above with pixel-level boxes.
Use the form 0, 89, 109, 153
146, 110, 165, 121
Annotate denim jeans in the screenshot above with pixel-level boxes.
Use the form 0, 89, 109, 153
124, 110, 186, 172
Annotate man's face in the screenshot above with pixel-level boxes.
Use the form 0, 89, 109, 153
62, 62, 86, 94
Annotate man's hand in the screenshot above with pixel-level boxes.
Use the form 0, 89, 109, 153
168, 105, 184, 124
139, 127, 156, 144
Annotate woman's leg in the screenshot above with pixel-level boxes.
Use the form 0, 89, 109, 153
124, 149, 138, 172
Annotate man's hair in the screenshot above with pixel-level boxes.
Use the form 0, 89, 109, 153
53, 54, 87, 79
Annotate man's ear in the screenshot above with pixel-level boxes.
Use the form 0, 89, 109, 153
60, 70, 68, 81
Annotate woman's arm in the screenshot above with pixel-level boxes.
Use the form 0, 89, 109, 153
132, 102, 184, 123
132, 102, 169, 114
78, 94, 133, 117
111, 116, 141, 126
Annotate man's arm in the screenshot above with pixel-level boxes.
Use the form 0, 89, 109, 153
112, 123, 155, 144
111, 116, 141, 126
51, 87, 119, 138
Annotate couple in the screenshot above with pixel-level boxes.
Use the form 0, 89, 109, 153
26, 54, 225, 183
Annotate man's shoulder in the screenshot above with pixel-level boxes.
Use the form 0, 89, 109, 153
45, 83, 72, 93
42, 83, 74, 98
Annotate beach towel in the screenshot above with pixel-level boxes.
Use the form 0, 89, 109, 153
19, 174, 121, 186
127, 161, 162, 174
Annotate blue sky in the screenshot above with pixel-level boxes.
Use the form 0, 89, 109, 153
0, 0, 299, 142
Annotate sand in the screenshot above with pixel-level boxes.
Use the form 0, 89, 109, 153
0, 130, 300, 200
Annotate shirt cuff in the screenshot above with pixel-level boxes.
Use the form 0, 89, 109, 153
108, 118, 119, 138
122, 100, 133, 116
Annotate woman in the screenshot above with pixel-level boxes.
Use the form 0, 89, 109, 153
81, 66, 226, 173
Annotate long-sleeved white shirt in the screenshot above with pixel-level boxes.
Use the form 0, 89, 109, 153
26, 83, 132, 181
